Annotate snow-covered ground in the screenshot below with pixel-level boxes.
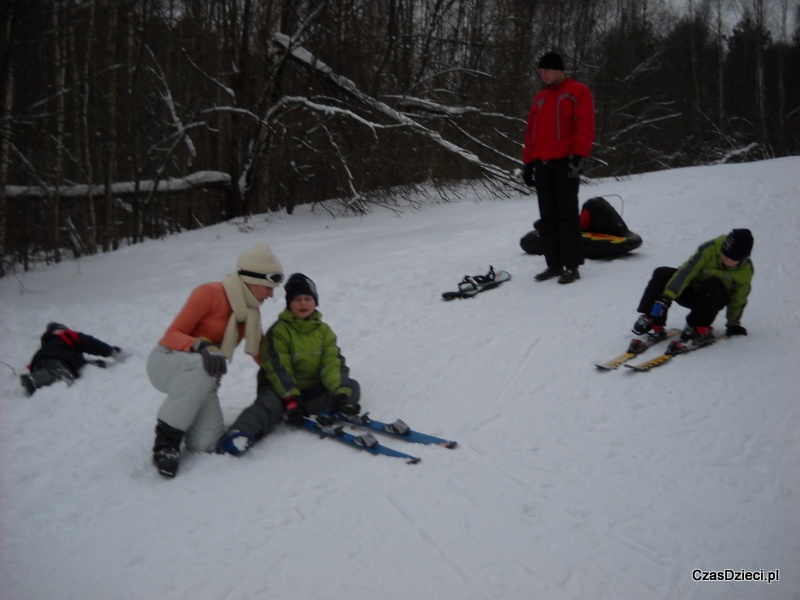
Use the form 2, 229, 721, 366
2, 158, 798, 600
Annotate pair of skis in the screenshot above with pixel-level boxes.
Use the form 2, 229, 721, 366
596, 328, 728, 372
297, 412, 457, 464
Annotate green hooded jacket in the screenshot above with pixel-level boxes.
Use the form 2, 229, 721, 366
663, 234, 754, 326
259, 308, 352, 399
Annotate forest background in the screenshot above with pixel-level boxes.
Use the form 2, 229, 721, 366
1, 0, 797, 276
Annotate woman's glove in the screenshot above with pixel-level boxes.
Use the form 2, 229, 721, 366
193, 338, 227, 376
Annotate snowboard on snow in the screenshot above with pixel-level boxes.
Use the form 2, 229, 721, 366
442, 266, 511, 300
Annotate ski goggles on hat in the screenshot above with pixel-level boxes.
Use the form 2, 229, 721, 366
238, 270, 284, 284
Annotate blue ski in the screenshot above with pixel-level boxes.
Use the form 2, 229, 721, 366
331, 412, 458, 449
297, 418, 421, 464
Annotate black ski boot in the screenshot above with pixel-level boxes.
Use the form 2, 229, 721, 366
557, 268, 580, 284
534, 266, 563, 281
153, 420, 184, 478
20, 374, 36, 397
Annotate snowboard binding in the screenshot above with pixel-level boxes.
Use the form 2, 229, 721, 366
443, 266, 511, 300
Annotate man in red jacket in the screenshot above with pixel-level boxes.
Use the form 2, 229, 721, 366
522, 52, 595, 284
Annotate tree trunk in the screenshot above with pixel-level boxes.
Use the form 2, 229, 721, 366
0, 69, 11, 277
52, 0, 66, 263
103, 4, 119, 252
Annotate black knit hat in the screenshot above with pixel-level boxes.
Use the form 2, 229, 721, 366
721, 228, 753, 262
538, 52, 565, 71
284, 273, 319, 307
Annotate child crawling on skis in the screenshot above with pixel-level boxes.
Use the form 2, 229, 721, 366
217, 273, 360, 455
631, 228, 754, 351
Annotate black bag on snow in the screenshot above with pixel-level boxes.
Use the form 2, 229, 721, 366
520, 196, 642, 259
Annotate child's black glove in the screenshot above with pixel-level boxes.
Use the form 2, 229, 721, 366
726, 324, 747, 336
335, 394, 360, 416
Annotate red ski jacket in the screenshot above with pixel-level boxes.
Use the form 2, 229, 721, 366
523, 77, 595, 163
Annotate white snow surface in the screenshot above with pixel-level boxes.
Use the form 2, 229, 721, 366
2, 158, 799, 600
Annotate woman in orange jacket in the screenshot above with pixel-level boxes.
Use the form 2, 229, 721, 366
146, 243, 283, 478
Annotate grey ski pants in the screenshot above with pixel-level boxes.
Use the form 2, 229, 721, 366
229, 370, 361, 441
147, 345, 225, 452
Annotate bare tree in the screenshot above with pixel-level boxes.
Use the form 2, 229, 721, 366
2, 0, 799, 273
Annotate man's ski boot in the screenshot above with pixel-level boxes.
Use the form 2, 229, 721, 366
535, 266, 563, 282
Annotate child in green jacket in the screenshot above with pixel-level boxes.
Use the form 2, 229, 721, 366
632, 229, 754, 346
217, 273, 360, 456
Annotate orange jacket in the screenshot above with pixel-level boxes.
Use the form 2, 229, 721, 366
523, 77, 595, 163
158, 282, 246, 351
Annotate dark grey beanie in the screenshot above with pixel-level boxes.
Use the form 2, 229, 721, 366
284, 273, 319, 307
721, 229, 754, 261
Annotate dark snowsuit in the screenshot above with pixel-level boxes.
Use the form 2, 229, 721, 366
25, 326, 117, 392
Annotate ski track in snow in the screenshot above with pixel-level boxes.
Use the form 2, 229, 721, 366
2, 158, 799, 600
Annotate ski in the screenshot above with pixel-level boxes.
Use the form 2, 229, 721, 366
442, 266, 511, 300
595, 328, 680, 370
297, 417, 421, 464
624, 334, 729, 372
331, 412, 458, 448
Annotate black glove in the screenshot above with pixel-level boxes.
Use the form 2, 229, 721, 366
566, 155, 585, 180
334, 394, 360, 416
726, 324, 748, 336
522, 162, 536, 188
649, 296, 672, 326
282, 397, 304, 426
194, 339, 227, 376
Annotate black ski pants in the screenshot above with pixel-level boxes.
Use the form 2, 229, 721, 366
534, 158, 583, 270
637, 266, 730, 328
29, 358, 76, 389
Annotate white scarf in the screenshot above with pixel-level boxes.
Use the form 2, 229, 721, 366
221, 273, 262, 360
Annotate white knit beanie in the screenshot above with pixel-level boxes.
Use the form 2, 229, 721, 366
236, 243, 284, 287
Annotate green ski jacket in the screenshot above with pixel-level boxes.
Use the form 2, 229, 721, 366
259, 309, 352, 399
663, 234, 754, 327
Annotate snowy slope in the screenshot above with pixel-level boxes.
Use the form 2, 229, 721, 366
1, 158, 798, 600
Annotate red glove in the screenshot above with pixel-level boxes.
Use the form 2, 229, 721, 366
282, 397, 304, 426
